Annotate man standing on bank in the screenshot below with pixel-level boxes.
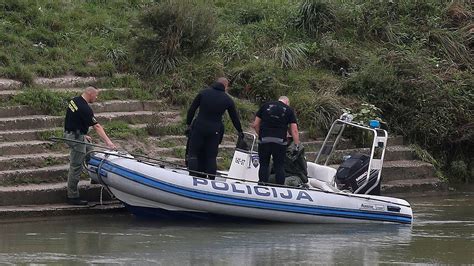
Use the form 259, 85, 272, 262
64, 86, 116, 205
186, 77, 244, 179
253, 96, 300, 185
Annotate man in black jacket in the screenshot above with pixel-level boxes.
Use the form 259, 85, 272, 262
253, 96, 300, 185
186, 77, 243, 178
64, 86, 116, 205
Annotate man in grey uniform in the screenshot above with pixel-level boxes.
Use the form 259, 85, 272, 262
64, 86, 116, 205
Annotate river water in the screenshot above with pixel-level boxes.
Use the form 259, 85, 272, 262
0, 191, 473, 265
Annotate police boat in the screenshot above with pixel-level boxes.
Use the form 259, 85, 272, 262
85, 116, 413, 224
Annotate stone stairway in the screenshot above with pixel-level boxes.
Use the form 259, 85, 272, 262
0, 77, 180, 216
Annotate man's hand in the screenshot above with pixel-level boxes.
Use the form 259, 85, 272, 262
106, 141, 117, 150
85, 135, 92, 142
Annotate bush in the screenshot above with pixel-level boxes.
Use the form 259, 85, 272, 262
270, 42, 308, 69
230, 60, 286, 104
342, 54, 473, 179
132, 1, 217, 75
428, 29, 472, 69
295, 0, 338, 35
290, 89, 342, 137
449, 160, 471, 184
215, 31, 250, 63
0, 64, 34, 85
103, 121, 146, 139
308, 35, 351, 72
12, 88, 73, 115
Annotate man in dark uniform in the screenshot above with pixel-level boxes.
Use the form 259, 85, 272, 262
64, 86, 116, 205
186, 77, 244, 178
253, 96, 300, 185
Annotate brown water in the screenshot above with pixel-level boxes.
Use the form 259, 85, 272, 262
0, 191, 473, 265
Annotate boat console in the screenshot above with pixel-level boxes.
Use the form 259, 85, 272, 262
227, 115, 388, 195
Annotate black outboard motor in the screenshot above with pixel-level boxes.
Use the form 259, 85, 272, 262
336, 153, 381, 195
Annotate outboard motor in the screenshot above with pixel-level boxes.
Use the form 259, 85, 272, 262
336, 153, 381, 195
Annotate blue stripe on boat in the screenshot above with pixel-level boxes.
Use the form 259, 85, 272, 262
89, 157, 412, 224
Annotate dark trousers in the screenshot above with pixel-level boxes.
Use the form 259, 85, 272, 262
187, 128, 221, 178
258, 142, 286, 185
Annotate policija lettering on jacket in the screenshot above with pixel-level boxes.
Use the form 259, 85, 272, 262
185, 77, 244, 179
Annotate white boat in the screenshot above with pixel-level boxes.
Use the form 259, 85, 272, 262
86, 117, 413, 224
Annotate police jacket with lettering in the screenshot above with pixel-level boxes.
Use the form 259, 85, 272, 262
256, 101, 297, 144
64, 96, 98, 134
186, 82, 243, 134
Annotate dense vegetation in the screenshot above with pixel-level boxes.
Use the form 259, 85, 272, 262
1, 0, 472, 183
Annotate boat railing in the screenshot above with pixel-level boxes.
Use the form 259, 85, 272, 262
314, 119, 387, 195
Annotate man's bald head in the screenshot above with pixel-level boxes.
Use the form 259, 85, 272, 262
82, 86, 99, 103
279, 96, 290, 105
217, 77, 229, 91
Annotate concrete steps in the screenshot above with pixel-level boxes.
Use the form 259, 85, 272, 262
381, 178, 447, 194
0, 128, 62, 142
0, 180, 115, 206
0, 141, 66, 155
0, 201, 125, 219
325, 160, 436, 183
0, 100, 163, 118
380, 160, 437, 182
0, 153, 69, 171
0, 110, 177, 131
305, 145, 417, 163
0, 87, 129, 101
0, 124, 149, 142
0, 164, 69, 186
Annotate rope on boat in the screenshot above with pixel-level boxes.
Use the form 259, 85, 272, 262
49, 137, 410, 207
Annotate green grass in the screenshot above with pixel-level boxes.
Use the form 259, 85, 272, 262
101, 121, 147, 139
156, 138, 186, 148
1, 0, 472, 183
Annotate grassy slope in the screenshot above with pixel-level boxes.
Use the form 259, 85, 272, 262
1, 0, 472, 182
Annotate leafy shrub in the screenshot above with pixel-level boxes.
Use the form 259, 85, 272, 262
342, 55, 473, 176
230, 60, 286, 104
215, 31, 250, 63
290, 89, 342, 137
237, 6, 265, 25
0, 64, 34, 85
296, 0, 337, 35
346, 103, 384, 126
132, 1, 217, 75
449, 160, 471, 184
270, 42, 308, 69
12, 88, 73, 115
103, 120, 146, 139
428, 29, 472, 69
308, 35, 351, 72
0, 52, 11, 67
443, 1, 472, 28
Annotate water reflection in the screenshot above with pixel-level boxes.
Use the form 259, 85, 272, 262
0, 191, 473, 265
